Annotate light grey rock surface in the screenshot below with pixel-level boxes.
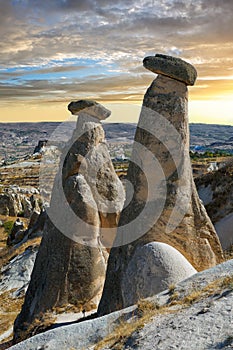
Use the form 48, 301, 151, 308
122, 290, 233, 350
215, 212, 233, 250
8, 259, 233, 350
195, 161, 233, 251
0, 245, 38, 298
198, 184, 213, 205
121, 242, 196, 306
9, 306, 136, 350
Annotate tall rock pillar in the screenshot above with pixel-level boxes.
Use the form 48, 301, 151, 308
98, 54, 224, 315
13, 100, 125, 342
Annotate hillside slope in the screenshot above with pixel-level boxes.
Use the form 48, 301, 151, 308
196, 159, 233, 250
7, 259, 233, 350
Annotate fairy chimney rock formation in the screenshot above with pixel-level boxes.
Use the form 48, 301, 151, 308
13, 101, 125, 343
65, 99, 125, 246
98, 54, 223, 316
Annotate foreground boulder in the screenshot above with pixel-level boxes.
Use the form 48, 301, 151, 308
98, 54, 223, 315
121, 242, 196, 307
13, 100, 124, 343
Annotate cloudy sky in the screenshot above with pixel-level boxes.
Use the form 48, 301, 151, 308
0, 0, 233, 124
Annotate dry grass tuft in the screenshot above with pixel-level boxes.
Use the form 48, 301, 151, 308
52, 299, 97, 317
94, 275, 233, 349
0, 236, 41, 269
0, 229, 41, 345
168, 275, 233, 308
16, 312, 56, 343
220, 275, 233, 289
224, 245, 233, 261
0, 290, 24, 343
168, 283, 176, 293
169, 291, 180, 304
94, 300, 165, 350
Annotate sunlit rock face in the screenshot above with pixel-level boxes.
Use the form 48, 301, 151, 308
98, 54, 223, 316
13, 100, 125, 343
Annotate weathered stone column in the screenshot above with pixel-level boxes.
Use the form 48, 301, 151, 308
13, 100, 125, 342
98, 54, 224, 315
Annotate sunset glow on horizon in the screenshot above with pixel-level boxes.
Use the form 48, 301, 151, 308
0, 0, 233, 125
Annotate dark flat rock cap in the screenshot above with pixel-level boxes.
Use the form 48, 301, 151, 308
143, 54, 197, 85
68, 100, 111, 120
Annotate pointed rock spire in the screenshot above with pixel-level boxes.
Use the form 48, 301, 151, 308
13, 100, 125, 342
98, 55, 223, 316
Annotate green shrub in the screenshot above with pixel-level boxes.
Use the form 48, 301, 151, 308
3, 221, 14, 235
17, 210, 25, 217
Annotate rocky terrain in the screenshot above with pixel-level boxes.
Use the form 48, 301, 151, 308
196, 159, 233, 250
0, 154, 231, 348
0, 54, 232, 350
5, 259, 233, 350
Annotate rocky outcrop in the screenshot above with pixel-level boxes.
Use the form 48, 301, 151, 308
33, 140, 48, 154
196, 160, 233, 250
0, 192, 22, 216
2, 192, 43, 245
13, 100, 124, 343
6, 210, 45, 246
0, 245, 38, 298
215, 213, 233, 250
21, 197, 33, 218
0, 188, 41, 220
7, 259, 233, 350
7, 218, 24, 245
98, 54, 223, 315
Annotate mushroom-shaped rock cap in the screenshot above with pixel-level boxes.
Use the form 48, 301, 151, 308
143, 54, 197, 86
68, 100, 111, 120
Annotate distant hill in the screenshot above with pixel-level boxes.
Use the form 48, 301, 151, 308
189, 123, 233, 154
0, 122, 233, 162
